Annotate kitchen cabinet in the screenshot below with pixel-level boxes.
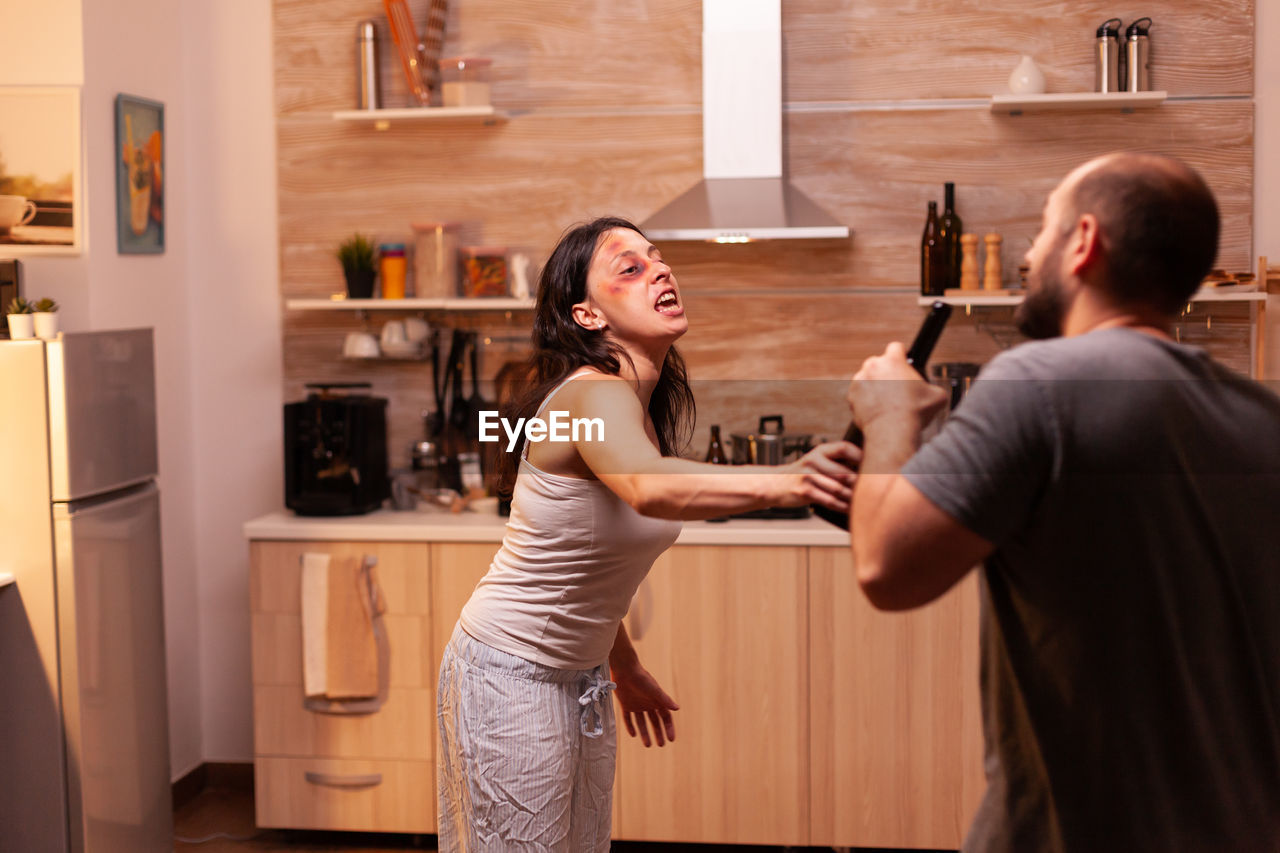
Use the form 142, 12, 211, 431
246, 525, 983, 848
612, 545, 810, 845
249, 540, 435, 833
809, 549, 984, 849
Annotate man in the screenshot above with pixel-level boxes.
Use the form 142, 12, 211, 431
846, 153, 1280, 851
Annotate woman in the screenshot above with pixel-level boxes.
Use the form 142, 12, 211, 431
437, 217, 858, 850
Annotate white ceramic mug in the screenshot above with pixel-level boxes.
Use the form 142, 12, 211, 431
402, 316, 429, 343
343, 331, 380, 358
380, 320, 407, 347
0, 195, 38, 232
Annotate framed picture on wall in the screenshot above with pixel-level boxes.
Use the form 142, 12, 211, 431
115, 94, 165, 254
0, 86, 82, 255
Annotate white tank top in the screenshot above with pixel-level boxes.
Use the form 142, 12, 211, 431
458, 371, 683, 669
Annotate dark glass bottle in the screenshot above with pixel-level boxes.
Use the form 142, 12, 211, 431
920, 201, 945, 296
938, 182, 963, 291
705, 424, 728, 464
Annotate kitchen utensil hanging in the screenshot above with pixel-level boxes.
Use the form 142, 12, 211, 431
382, 0, 431, 105
420, 0, 449, 97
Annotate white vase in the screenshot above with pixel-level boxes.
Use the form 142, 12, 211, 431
1007, 55, 1046, 95
7, 313, 35, 340
33, 312, 59, 340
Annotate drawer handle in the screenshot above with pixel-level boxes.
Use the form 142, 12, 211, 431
304, 771, 383, 788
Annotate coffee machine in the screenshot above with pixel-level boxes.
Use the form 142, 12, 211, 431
284, 383, 389, 516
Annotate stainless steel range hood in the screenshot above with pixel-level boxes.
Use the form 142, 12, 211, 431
642, 0, 849, 243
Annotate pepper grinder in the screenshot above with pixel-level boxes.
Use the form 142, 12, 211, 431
960, 233, 980, 290
982, 233, 1003, 291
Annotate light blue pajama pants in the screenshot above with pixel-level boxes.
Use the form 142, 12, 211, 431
437, 624, 617, 852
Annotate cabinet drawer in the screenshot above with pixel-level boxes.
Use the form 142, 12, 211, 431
250, 541, 429, 615
254, 684, 434, 760
252, 611, 434, 689
255, 756, 434, 833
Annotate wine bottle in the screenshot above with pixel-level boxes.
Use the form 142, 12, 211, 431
920, 200, 945, 296
705, 424, 728, 464
938, 182, 963, 292
812, 301, 954, 530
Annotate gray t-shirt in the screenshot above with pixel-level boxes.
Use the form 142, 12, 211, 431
903, 327, 1280, 852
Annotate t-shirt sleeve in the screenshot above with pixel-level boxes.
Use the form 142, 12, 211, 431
901, 349, 1057, 546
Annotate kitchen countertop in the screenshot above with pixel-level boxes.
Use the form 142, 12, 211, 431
243, 507, 851, 547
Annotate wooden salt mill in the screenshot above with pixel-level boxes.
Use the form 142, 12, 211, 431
983, 233, 1003, 290
960, 233, 980, 289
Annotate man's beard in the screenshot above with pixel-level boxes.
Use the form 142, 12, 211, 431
1015, 241, 1068, 340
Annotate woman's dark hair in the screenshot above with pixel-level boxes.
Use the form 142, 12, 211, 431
495, 216, 695, 497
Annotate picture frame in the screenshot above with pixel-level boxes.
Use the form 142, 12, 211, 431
114, 94, 165, 254
0, 86, 83, 255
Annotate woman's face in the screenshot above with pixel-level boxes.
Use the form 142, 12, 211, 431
578, 227, 688, 343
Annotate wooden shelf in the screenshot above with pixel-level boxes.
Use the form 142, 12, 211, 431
332, 106, 507, 129
286, 297, 534, 312
918, 287, 1264, 308
990, 91, 1167, 114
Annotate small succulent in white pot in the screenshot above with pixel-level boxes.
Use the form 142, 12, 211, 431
32, 297, 59, 340
6, 297, 35, 340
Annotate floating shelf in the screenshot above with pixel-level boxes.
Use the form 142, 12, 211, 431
332, 106, 507, 129
990, 91, 1167, 114
287, 297, 534, 311
917, 287, 1264, 308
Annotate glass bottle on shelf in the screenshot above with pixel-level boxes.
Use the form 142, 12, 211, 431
705, 424, 728, 464
938, 182, 963, 292
920, 200, 945, 296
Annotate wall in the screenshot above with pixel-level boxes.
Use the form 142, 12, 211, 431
3, 0, 282, 777
275, 0, 1256, 466
181, 0, 283, 763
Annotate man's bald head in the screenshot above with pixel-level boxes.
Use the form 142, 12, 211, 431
1057, 153, 1219, 315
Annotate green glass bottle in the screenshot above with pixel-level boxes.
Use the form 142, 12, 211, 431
938, 182, 963, 291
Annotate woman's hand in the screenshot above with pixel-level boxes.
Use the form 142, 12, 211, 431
777, 440, 861, 512
611, 660, 679, 747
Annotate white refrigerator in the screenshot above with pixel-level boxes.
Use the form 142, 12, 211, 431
0, 329, 173, 852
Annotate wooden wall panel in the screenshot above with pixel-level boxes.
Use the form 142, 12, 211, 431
784, 0, 1254, 101
275, 0, 1257, 473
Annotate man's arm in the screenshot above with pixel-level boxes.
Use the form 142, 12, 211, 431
848, 343, 995, 611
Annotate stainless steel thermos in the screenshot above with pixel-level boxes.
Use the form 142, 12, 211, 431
1126, 17, 1152, 92
1095, 18, 1123, 93
356, 19, 381, 110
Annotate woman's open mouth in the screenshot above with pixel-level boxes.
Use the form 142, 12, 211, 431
654, 289, 683, 316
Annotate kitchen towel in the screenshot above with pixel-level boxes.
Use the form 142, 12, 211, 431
325, 555, 381, 699
300, 552, 388, 709
300, 552, 330, 698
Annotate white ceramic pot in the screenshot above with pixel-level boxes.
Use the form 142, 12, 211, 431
7, 313, 35, 339
33, 312, 59, 340
1007, 55, 1046, 95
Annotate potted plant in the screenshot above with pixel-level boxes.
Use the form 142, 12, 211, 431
6, 297, 35, 340
337, 233, 377, 299
32, 298, 59, 340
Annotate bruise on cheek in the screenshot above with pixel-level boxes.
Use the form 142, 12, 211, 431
605, 282, 626, 295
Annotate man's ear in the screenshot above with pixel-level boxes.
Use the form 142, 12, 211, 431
571, 301, 606, 331
1065, 213, 1103, 277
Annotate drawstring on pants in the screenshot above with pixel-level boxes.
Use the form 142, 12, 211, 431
578, 670, 616, 737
